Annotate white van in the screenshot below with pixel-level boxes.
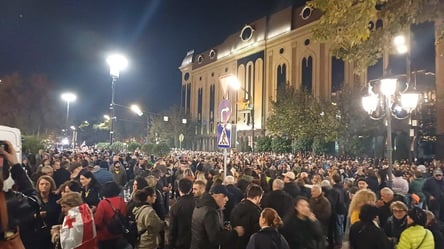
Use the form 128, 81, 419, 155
0, 125, 22, 191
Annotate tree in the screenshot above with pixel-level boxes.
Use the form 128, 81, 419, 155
271, 136, 292, 153
255, 136, 272, 152
149, 106, 194, 149
335, 82, 386, 156
0, 73, 62, 135
308, 0, 444, 72
267, 84, 343, 153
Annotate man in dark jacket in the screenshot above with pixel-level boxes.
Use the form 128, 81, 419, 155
261, 179, 294, 218
422, 168, 444, 222
169, 178, 195, 249
223, 176, 244, 222
52, 160, 70, 188
282, 171, 300, 199
190, 185, 244, 249
230, 184, 263, 249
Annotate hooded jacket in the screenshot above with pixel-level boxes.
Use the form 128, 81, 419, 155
133, 203, 164, 249
190, 192, 237, 249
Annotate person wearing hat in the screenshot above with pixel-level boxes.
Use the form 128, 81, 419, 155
397, 207, 435, 249
422, 168, 444, 222
190, 184, 245, 249
349, 204, 391, 249
356, 177, 369, 190
282, 171, 300, 199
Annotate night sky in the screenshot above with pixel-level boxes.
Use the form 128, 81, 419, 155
0, 0, 305, 123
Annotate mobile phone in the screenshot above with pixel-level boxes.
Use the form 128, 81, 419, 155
0, 141, 7, 169
0, 141, 9, 152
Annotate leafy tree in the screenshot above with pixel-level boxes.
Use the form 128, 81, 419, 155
22, 135, 46, 155
152, 143, 170, 157
271, 136, 292, 153
0, 73, 62, 135
255, 136, 272, 152
267, 84, 343, 153
127, 142, 141, 152
335, 82, 386, 156
308, 0, 444, 72
149, 106, 194, 149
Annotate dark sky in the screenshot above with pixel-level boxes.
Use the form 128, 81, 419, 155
0, 0, 305, 122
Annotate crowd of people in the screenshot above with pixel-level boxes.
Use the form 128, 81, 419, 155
1, 142, 444, 249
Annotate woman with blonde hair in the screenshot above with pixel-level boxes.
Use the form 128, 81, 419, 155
348, 189, 377, 225
246, 208, 290, 249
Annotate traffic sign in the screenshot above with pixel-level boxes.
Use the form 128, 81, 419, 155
217, 123, 231, 148
179, 133, 184, 142
218, 99, 232, 123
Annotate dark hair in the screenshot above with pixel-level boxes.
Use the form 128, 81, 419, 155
134, 186, 156, 204
332, 174, 342, 184
246, 184, 264, 199
66, 180, 82, 192
359, 204, 379, 222
101, 181, 122, 198
178, 178, 193, 194
79, 170, 100, 189
393, 170, 403, 177
261, 208, 283, 228
134, 176, 148, 190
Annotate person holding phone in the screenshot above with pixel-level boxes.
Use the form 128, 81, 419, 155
0, 140, 40, 249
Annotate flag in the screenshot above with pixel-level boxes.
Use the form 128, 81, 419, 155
60, 203, 97, 249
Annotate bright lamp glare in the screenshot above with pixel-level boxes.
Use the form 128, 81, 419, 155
107, 54, 128, 78
393, 35, 406, 46
380, 78, 397, 96
104, 115, 111, 120
362, 95, 378, 114
401, 93, 419, 111
61, 92, 77, 102
396, 45, 408, 54
62, 138, 69, 145
130, 104, 143, 116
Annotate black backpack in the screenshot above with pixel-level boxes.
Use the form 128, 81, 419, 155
105, 198, 130, 235
125, 205, 150, 247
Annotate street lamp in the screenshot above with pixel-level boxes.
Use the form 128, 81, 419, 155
70, 125, 77, 149
61, 92, 77, 128
221, 74, 255, 152
362, 76, 419, 188
106, 53, 128, 144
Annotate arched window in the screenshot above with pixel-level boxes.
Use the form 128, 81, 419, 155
277, 64, 287, 90
301, 56, 313, 92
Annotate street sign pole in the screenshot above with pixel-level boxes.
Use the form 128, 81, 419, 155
223, 148, 227, 178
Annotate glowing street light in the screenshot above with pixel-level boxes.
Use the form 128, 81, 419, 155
106, 53, 128, 144
61, 92, 77, 127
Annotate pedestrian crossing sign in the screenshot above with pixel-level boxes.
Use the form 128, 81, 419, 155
217, 123, 231, 148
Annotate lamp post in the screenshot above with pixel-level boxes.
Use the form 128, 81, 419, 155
362, 77, 419, 188
106, 54, 128, 144
61, 92, 77, 128
70, 125, 77, 149
222, 74, 255, 152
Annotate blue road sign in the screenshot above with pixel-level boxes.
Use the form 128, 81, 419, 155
217, 123, 231, 148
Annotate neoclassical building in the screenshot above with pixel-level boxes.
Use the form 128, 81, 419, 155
178, 4, 443, 155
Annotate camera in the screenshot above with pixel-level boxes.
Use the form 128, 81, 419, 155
0, 141, 9, 168
0, 140, 9, 152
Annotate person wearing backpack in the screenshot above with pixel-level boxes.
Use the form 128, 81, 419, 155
94, 181, 132, 249
133, 186, 164, 249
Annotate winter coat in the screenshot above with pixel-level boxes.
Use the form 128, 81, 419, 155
349, 220, 391, 249
280, 213, 325, 249
246, 227, 290, 249
133, 203, 164, 249
190, 192, 237, 249
397, 225, 435, 249
309, 194, 331, 225
230, 199, 262, 249
284, 182, 301, 199
261, 190, 294, 218
168, 194, 195, 249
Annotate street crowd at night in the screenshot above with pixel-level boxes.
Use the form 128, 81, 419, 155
1, 142, 444, 249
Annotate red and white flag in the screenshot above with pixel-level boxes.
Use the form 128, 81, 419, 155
60, 203, 97, 249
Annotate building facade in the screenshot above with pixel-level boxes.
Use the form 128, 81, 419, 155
179, 5, 442, 156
